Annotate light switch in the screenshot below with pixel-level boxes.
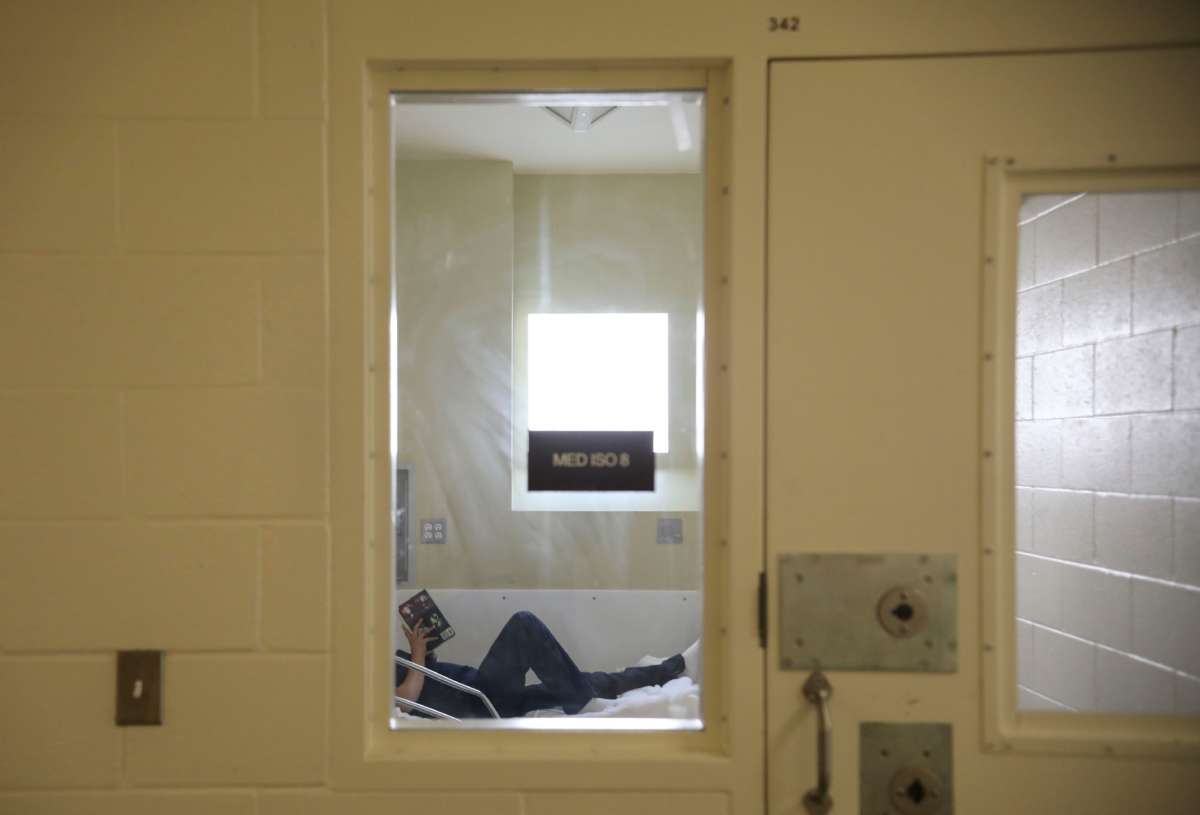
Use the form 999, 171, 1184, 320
116, 650, 163, 726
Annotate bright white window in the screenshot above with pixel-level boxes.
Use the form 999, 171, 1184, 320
528, 313, 669, 453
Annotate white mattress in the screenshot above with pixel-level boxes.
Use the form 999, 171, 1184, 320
393, 655, 700, 720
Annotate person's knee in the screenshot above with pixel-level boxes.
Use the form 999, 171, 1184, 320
506, 610, 547, 635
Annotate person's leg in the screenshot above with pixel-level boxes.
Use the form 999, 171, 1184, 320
476, 611, 595, 715
583, 654, 685, 699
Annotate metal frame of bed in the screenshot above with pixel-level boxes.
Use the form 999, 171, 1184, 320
393, 654, 501, 721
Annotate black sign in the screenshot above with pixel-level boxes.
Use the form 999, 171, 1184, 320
528, 430, 655, 492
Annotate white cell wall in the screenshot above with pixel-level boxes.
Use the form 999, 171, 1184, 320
1015, 191, 1200, 714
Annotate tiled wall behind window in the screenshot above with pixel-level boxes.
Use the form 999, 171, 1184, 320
1016, 190, 1200, 715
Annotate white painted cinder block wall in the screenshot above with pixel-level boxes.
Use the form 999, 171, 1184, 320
1015, 190, 1200, 714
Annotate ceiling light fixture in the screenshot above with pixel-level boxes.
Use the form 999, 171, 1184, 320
543, 105, 619, 133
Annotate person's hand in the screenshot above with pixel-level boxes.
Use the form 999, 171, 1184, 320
404, 622, 434, 660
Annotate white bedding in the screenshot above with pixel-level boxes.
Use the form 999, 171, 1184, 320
526, 675, 698, 718
393, 656, 700, 720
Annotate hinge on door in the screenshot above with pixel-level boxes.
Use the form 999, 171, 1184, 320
757, 571, 767, 648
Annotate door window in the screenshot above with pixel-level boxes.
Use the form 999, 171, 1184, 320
389, 92, 707, 729
1015, 189, 1200, 715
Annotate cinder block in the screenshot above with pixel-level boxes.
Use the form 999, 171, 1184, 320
1016, 283, 1062, 356
1178, 675, 1200, 715
115, 0, 253, 117
1132, 579, 1200, 676
259, 793, 523, 815
125, 389, 326, 517
1059, 564, 1131, 651
1062, 416, 1131, 493
1032, 345, 1093, 419
262, 525, 329, 651
1175, 325, 1200, 410
1016, 486, 1034, 552
1015, 356, 1032, 420
1181, 190, 1200, 238
0, 255, 260, 386
260, 0, 326, 118
1095, 331, 1173, 415
1032, 488, 1093, 562
1132, 413, 1200, 498
1016, 420, 1062, 488
0, 255, 121, 386
0, 121, 115, 251
1175, 498, 1200, 587
525, 795, 729, 815
1098, 191, 1177, 264
0, 525, 257, 650
1017, 222, 1035, 290
1017, 553, 1061, 628
1062, 258, 1131, 347
0, 255, 261, 386
1032, 625, 1095, 711
1017, 618, 1034, 687
0, 0, 121, 115
120, 121, 323, 252
1094, 493, 1172, 579
1035, 194, 1097, 284
1133, 236, 1200, 334
0, 793, 254, 815
118, 256, 260, 385
263, 255, 326, 386
0, 657, 121, 788
1019, 194, 1075, 224
124, 656, 326, 785
0, 392, 121, 519
1095, 648, 1175, 716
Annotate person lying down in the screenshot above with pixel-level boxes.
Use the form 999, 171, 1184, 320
395, 610, 701, 719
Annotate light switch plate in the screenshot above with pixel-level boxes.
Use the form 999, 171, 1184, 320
116, 650, 163, 726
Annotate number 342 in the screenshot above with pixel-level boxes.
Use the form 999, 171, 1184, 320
768, 16, 800, 32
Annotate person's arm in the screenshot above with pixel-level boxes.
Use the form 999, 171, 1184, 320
395, 622, 433, 713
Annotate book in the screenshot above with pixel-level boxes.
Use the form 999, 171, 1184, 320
397, 589, 455, 650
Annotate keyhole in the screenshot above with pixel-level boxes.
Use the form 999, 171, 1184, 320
905, 779, 926, 804
892, 602, 914, 622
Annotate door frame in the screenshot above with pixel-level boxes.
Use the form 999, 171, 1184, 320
327, 60, 768, 808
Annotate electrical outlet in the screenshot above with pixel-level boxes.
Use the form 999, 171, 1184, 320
421, 518, 447, 544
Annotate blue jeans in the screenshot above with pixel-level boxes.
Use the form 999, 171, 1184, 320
399, 611, 685, 718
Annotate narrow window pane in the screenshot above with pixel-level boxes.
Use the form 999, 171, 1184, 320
390, 92, 706, 729
1015, 189, 1200, 715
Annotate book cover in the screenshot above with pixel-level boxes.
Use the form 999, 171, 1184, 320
397, 589, 455, 650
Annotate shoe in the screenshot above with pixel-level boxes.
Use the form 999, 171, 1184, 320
682, 637, 702, 682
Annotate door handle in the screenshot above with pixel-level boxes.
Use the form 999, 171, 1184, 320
802, 670, 834, 814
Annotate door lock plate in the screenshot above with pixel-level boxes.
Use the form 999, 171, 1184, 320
778, 553, 957, 672
861, 722, 953, 815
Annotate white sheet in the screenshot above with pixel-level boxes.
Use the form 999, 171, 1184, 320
393, 655, 700, 720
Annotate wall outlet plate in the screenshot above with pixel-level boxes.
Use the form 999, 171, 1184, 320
421, 518, 447, 544
656, 517, 684, 544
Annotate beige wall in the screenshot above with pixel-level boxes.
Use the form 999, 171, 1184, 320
396, 162, 703, 589
1, 1, 1197, 813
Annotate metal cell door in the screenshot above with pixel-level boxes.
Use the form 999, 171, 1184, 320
766, 49, 1200, 814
